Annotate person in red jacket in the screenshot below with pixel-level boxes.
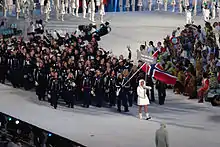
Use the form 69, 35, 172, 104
198, 72, 209, 103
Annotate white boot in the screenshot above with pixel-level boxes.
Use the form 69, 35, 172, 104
146, 113, 151, 120
69, 7, 72, 14
139, 113, 142, 119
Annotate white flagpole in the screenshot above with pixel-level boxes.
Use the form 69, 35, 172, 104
122, 62, 147, 86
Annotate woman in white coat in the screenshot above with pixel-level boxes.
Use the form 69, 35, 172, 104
137, 79, 152, 120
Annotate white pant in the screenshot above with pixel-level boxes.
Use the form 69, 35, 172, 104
212, 8, 216, 19
131, 0, 135, 11
119, 0, 123, 11
125, 0, 130, 10
82, 0, 87, 17
179, 3, 182, 13
88, 0, 95, 21
71, 0, 79, 8
100, 3, 105, 15
148, 1, 152, 11
164, 2, 168, 11
186, 14, 192, 24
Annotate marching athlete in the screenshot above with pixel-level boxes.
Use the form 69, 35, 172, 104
88, 0, 95, 22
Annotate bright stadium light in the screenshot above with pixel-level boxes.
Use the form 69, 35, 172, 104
48, 133, 52, 137
15, 120, 19, 124
8, 117, 12, 121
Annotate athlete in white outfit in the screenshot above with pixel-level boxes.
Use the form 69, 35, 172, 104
65, 0, 69, 13
52, 0, 60, 20
157, 0, 163, 10
61, 0, 66, 21
184, 5, 194, 24
119, 0, 123, 11
171, 0, 176, 12
71, 0, 79, 16
131, 0, 135, 11
16, 0, 22, 19
3, 0, 8, 17
203, 5, 210, 22
99, 0, 105, 23
179, 0, 183, 13
7, 0, 13, 15
164, 0, 168, 11
82, 0, 87, 18
40, 0, 45, 14
21, 0, 27, 14
44, 0, 51, 22
88, 0, 95, 22
29, 0, 35, 19
137, 0, 143, 11
211, 0, 216, 19
125, 0, 130, 11
148, 0, 152, 11
193, 0, 197, 16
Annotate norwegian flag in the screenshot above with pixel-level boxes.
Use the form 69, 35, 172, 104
152, 50, 159, 58
141, 63, 177, 85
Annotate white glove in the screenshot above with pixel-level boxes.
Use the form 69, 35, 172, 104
35, 81, 39, 86
91, 90, 96, 96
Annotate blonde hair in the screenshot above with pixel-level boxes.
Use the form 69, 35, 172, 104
123, 69, 129, 77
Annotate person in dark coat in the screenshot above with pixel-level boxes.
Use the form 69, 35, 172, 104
35, 62, 47, 101
156, 80, 166, 105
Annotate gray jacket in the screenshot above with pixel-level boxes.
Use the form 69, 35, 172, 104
155, 127, 169, 147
